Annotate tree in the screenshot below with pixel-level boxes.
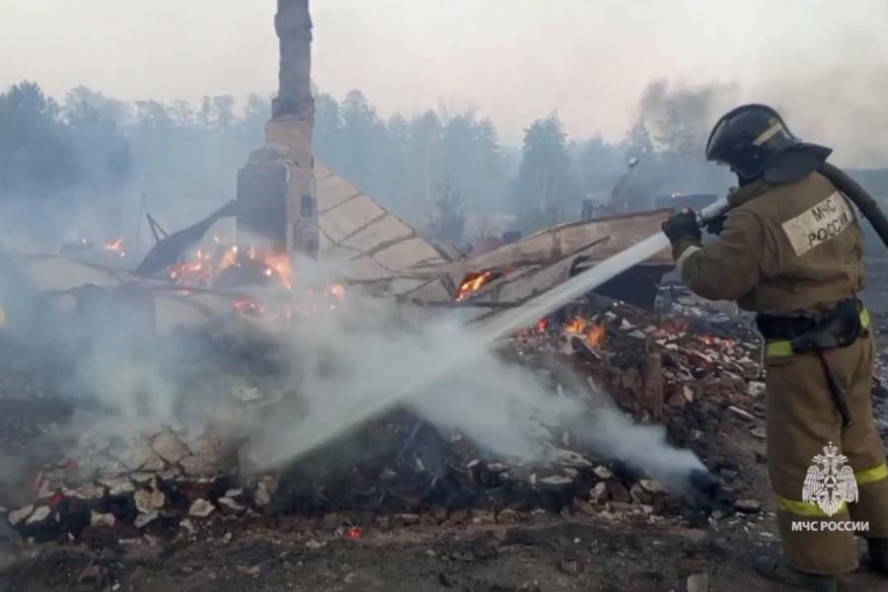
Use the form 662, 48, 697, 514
407, 110, 443, 219
338, 89, 387, 195
428, 179, 466, 241
135, 100, 174, 130
574, 134, 626, 205
63, 87, 132, 191
0, 81, 78, 197
510, 113, 581, 231
212, 95, 236, 129
625, 120, 653, 161
313, 92, 343, 165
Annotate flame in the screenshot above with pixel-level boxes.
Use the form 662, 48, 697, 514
564, 316, 589, 334
261, 252, 293, 290
168, 245, 348, 320
170, 245, 294, 290
585, 323, 607, 347
103, 237, 126, 258
219, 245, 239, 271
456, 270, 500, 301
563, 315, 607, 348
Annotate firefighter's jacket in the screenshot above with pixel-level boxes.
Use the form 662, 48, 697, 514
674, 172, 866, 315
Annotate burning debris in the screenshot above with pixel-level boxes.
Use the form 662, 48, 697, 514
169, 245, 295, 291
102, 238, 126, 258
455, 270, 503, 301
563, 315, 608, 348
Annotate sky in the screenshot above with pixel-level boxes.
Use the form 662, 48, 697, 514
1, 0, 887, 162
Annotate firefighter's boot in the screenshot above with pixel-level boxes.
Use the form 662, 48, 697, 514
754, 556, 839, 592
866, 538, 888, 575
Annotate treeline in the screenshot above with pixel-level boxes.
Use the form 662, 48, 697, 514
0, 82, 131, 199
0, 80, 741, 245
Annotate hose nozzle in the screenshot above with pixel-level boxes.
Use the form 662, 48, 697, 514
696, 196, 732, 227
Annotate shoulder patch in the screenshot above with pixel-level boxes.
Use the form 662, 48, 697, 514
781, 192, 854, 257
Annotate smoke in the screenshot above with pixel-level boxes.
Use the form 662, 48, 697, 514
609, 80, 737, 211
0, 231, 710, 500
637, 80, 738, 156
745, 66, 888, 168
238, 279, 705, 495
632, 35, 888, 170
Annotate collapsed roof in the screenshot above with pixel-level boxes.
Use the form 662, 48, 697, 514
0, 163, 675, 336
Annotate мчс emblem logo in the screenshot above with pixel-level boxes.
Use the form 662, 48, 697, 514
802, 442, 859, 516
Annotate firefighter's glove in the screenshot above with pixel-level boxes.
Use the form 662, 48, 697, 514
706, 214, 727, 236
661, 209, 702, 245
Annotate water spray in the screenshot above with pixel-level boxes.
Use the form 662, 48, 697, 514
249, 195, 737, 502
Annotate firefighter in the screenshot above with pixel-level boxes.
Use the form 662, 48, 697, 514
661, 104, 888, 591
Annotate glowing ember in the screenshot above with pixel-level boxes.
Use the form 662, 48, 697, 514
324, 283, 347, 309
49, 491, 65, 507
654, 319, 690, 338
456, 270, 501, 301
234, 298, 263, 315
700, 335, 735, 347
327, 283, 346, 300
169, 249, 215, 285
103, 238, 126, 258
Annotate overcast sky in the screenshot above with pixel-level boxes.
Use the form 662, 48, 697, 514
1, 0, 887, 160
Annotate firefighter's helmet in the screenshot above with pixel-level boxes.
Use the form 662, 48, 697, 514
705, 104, 801, 181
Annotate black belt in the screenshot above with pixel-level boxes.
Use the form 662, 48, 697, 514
756, 299, 863, 341
756, 298, 865, 427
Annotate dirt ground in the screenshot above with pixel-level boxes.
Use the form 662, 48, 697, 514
3, 517, 888, 591
1, 382, 887, 592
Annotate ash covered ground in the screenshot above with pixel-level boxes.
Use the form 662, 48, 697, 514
1, 285, 888, 592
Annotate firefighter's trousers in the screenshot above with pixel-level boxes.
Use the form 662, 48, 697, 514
765, 326, 888, 575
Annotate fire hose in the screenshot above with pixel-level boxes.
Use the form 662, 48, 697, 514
819, 162, 888, 253
701, 163, 888, 252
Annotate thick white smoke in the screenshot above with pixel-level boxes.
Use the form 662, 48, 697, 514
239, 281, 706, 494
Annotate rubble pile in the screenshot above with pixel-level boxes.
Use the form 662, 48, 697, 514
0, 288, 780, 547
4, 426, 277, 543
517, 291, 763, 429
3, 406, 702, 545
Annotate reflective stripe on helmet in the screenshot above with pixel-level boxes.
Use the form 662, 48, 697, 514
753, 120, 785, 146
